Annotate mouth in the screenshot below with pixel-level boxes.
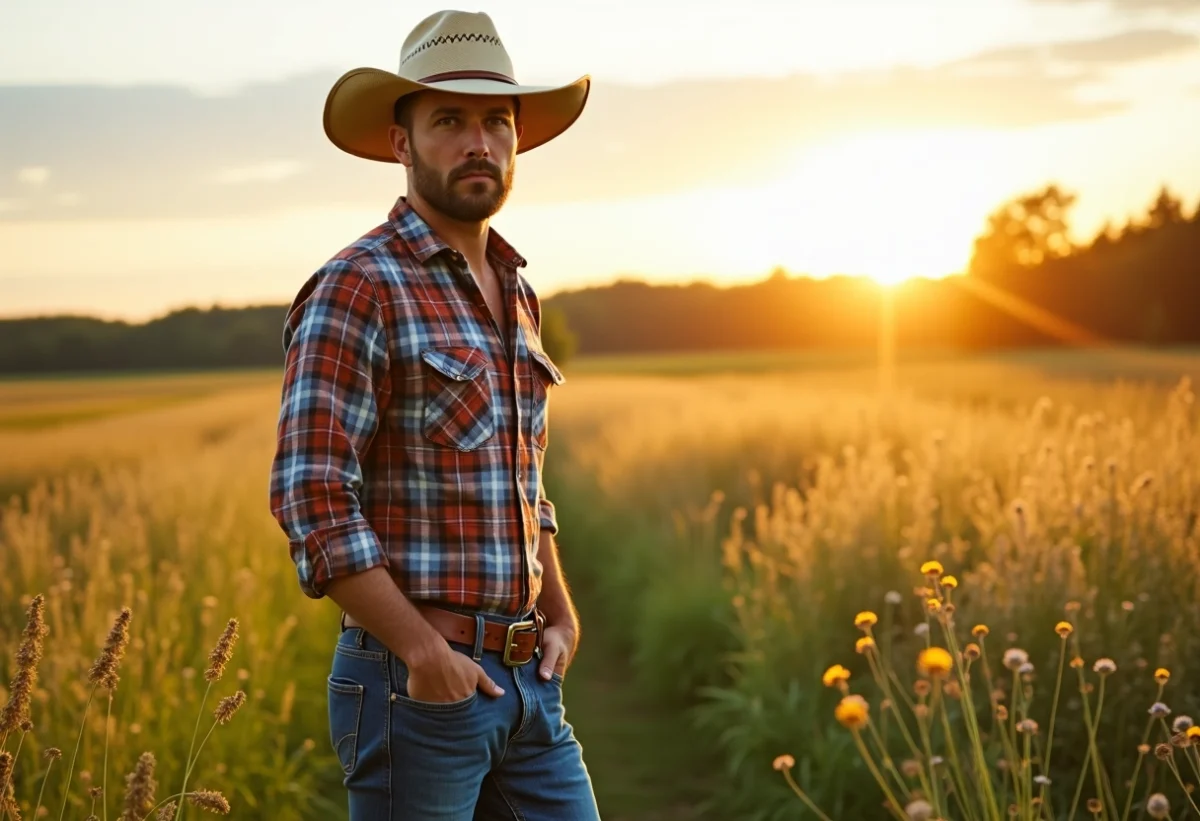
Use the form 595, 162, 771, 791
458, 173, 495, 183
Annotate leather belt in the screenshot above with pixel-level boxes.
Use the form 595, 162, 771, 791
343, 605, 543, 667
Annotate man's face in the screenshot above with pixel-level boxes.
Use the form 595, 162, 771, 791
395, 90, 520, 223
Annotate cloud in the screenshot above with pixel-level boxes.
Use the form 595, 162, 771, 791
1032, 0, 1200, 11
16, 166, 50, 186
0, 28, 1193, 223
960, 29, 1198, 68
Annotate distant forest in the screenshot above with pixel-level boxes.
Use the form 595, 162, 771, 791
2, 182, 1199, 376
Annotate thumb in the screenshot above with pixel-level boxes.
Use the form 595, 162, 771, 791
539, 646, 565, 681
476, 663, 506, 698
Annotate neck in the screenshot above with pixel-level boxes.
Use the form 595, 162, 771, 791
405, 192, 490, 271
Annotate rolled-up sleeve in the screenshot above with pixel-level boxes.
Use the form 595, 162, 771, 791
537, 470, 559, 535
269, 259, 392, 598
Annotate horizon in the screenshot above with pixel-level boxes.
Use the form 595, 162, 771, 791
4, 0, 1200, 320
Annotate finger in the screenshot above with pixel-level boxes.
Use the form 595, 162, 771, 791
476, 664, 506, 697
539, 646, 565, 680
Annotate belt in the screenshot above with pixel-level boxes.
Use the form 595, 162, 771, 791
343, 605, 544, 667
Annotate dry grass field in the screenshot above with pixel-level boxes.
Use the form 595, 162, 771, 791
3, 346, 1200, 819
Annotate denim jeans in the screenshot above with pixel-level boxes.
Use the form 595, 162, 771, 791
326, 613, 602, 820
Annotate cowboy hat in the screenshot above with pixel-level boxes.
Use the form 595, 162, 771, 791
323, 10, 590, 162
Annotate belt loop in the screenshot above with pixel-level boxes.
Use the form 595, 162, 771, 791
471, 614, 486, 662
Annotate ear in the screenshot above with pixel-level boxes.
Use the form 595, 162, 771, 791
388, 125, 413, 167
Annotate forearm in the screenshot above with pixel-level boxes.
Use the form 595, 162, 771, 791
537, 528, 579, 634
325, 566, 447, 667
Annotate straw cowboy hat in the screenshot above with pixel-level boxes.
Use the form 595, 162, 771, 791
323, 10, 591, 162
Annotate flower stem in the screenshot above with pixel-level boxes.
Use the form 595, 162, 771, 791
58, 684, 97, 821
174, 680, 213, 821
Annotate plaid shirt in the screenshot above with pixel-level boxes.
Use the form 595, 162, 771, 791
269, 196, 565, 617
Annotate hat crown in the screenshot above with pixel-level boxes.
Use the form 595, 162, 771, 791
398, 10, 516, 84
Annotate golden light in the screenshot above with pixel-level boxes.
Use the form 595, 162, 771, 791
758, 127, 1023, 286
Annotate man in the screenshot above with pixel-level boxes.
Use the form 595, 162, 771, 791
268, 10, 598, 819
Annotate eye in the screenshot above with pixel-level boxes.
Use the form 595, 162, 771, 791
435, 116, 457, 126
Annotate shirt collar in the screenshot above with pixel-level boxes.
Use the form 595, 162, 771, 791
389, 196, 527, 270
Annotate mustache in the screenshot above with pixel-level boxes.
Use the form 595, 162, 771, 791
451, 160, 502, 182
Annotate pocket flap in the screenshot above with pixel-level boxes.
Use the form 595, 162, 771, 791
421, 347, 489, 381
529, 348, 565, 386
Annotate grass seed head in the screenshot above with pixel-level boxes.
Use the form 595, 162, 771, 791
214, 690, 246, 725
119, 751, 157, 821
87, 607, 132, 690
187, 789, 231, 814
205, 619, 240, 683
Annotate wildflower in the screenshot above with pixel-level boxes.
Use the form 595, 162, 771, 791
914, 680, 932, 698
1147, 793, 1171, 819
187, 789, 231, 814
855, 611, 878, 630
835, 695, 870, 730
1093, 658, 1117, 676
929, 756, 944, 767
964, 643, 981, 661
941, 576, 958, 590
1156, 743, 1173, 760
822, 665, 851, 689
772, 754, 794, 771
1138, 744, 1151, 755
972, 624, 989, 638
1055, 621, 1073, 638
45, 747, 63, 760
856, 637, 876, 654
119, 751, 157, 821
1018, 662, 1035, 676
925, 598, 941, 614
1070, 656, 1084, 669
214, 691, 246, 725
1017, 719, 1039, 734
996, 705, 1009, 721
205, 619, 240, 683
901, 759, 922, 778
1173, 716, 1194, 733
1034, 775, 1051, 786
1150, 702, 1171, 719
1156, 668, 1170, 685
1088, 798, 1102, 813
921, 560, 944, 578
913, 623, 929, 637
87, 607, 133, 690
885, 591, 903, 605
918, 647, 953, 679
1003, 648, 1029, 671
1187, 726, 1200, 741
905, 799, 933, 820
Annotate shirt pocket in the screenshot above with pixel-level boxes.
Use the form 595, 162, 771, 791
528, 347, 565, 450
420, 346, 497, 451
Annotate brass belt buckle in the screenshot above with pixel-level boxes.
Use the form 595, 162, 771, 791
503, 620, 537, 666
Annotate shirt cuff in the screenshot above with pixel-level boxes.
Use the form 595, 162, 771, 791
290, 518, 388, 599
538, 497, 560, 536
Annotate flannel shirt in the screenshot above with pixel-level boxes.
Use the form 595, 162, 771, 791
268, 196, 565, 617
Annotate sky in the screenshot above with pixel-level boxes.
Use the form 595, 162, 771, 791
3, 0, 1200, 320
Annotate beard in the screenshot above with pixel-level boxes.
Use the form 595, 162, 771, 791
411, 144, 514, 222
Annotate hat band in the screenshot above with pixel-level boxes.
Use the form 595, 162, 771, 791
418, 69, 517, 85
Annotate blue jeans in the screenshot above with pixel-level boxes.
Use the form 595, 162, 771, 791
326, 614, 602, 820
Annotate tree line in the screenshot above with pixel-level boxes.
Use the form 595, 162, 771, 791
1, 183, 1197, 376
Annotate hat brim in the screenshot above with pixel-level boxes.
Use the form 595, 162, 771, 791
323, 67, 591, 162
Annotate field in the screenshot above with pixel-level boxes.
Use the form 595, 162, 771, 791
3, 346, 1200, 820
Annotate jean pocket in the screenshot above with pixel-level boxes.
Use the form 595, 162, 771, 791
327, 676, 364, 773
390, 655, 480, 714
420, 346, 497, 451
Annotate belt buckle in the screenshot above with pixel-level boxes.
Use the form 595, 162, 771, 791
503, 620, 537, 666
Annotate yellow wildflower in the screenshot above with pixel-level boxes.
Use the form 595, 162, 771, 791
918, 647, 953, 679
1187, 726, 1200, 741
921, 560, 944, 578
856, 637, 876, 654
1156, 668, 1171, 685
835, 695, 870, 730
854, 611, 878, 631
822, 665, 851, 688
941, 575, 958, 590
1055, 621, 1073, 638
972, 624, 989, 638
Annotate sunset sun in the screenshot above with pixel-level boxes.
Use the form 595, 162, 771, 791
759, 127, 1022, 285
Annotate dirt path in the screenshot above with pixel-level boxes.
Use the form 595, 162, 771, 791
561, 592, 716, 821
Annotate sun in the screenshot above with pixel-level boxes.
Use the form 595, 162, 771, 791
754, 127, 1022, 285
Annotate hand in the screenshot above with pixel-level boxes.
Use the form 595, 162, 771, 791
405, 643, 505, 703
538, 623, 578, 682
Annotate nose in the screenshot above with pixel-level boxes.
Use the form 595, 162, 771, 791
463, 120, 489, 159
